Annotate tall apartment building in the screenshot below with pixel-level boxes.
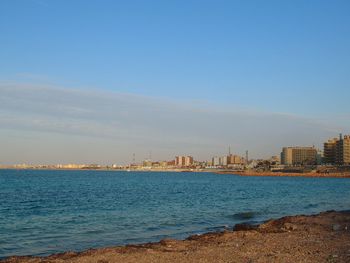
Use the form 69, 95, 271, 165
219, 156, 227, 166
324, 138, 337, 164
212, 156, 228, 166
281, 147, 317, 165
211, 154, 244, 167
344, 135, 350, 164
324, 134, 350, 165
227, 154, 244, 165
175, 156, 194, 167
212, 156, 220, 166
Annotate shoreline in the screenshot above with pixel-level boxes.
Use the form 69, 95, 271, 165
219, 170, 350, 178
2, 210, 350, 262
2, 168, 350, 178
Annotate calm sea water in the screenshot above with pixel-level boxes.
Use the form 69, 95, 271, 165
1, 169, 350, 258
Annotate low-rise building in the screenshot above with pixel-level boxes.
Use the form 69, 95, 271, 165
143, 160, 152, 167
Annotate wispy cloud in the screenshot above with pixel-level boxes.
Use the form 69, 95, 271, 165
0, 83, 348, 164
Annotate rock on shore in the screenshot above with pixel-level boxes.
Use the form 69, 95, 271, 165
2, 211, 350, 263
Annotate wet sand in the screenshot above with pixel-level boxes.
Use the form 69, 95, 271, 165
2, 210, 350, 263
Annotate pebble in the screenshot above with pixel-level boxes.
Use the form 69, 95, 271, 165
283, 223, 297, 231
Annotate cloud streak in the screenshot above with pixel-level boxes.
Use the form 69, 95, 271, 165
0, 83, 348, 164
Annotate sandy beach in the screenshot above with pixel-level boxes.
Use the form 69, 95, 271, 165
2, 210, 350, 263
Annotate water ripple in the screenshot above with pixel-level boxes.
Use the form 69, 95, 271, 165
0, 169, 349, 258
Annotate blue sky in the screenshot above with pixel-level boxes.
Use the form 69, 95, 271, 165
0, 1, 349, 164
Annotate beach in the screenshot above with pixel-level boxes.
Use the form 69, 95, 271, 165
2, 210, 350, 263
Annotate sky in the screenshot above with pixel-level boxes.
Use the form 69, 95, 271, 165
0, 0, 350, 164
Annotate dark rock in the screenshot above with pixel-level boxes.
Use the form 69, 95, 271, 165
233, 223, 258, 231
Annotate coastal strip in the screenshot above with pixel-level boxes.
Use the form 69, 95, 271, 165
2, 211, 350, 263
219, 171, 350, 178
2, 168, 350, 178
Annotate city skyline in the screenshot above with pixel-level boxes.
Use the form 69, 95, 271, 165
1, 1, 350, 164
0, 82, 348, 165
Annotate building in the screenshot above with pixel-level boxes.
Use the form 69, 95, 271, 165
324, 138, 337, 164
159, 161, 168, 167
344, 135, 350, 165
212, 156, 220, 166
281, 146, 317, 165
269, 156, 280, 165
211, 154, 244, 167
323, 134, 350, 165
336, 134, 350, 165
219, 156, 227, 166
175, 156, 194, 167
316, 150, 323, 165
324, 134, 350, 165
167, 160, 175, 166
227, 154, 244, 165
143, 160, 152, 167
212, 156, 228, 166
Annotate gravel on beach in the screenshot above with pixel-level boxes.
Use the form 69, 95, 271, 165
3, 210, 350, 263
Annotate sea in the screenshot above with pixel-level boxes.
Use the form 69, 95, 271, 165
1, 169, 350, 258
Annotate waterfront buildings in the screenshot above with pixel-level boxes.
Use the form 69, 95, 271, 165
269, 156, 281, 165
5, 133, 349, 171
344, 137, 350, 164
212, 156, 221, 166
336, 134, 350, 165
219, 156, 227, 166
323, 134, 350, 165
281, 146, 317, 165
316, 150, 323, 165
324, 138, 337, 164
143, 160, 152, 167
211, 156, 228, 167
227, 154, 244, 165
211, 154, 244, 167
175, 156, 194, 167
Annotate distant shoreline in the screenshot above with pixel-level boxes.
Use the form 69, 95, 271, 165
0, 167, 209, 173
2, 210, 350, 262
1, 168, 350, 178
219, 171, 350, 178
